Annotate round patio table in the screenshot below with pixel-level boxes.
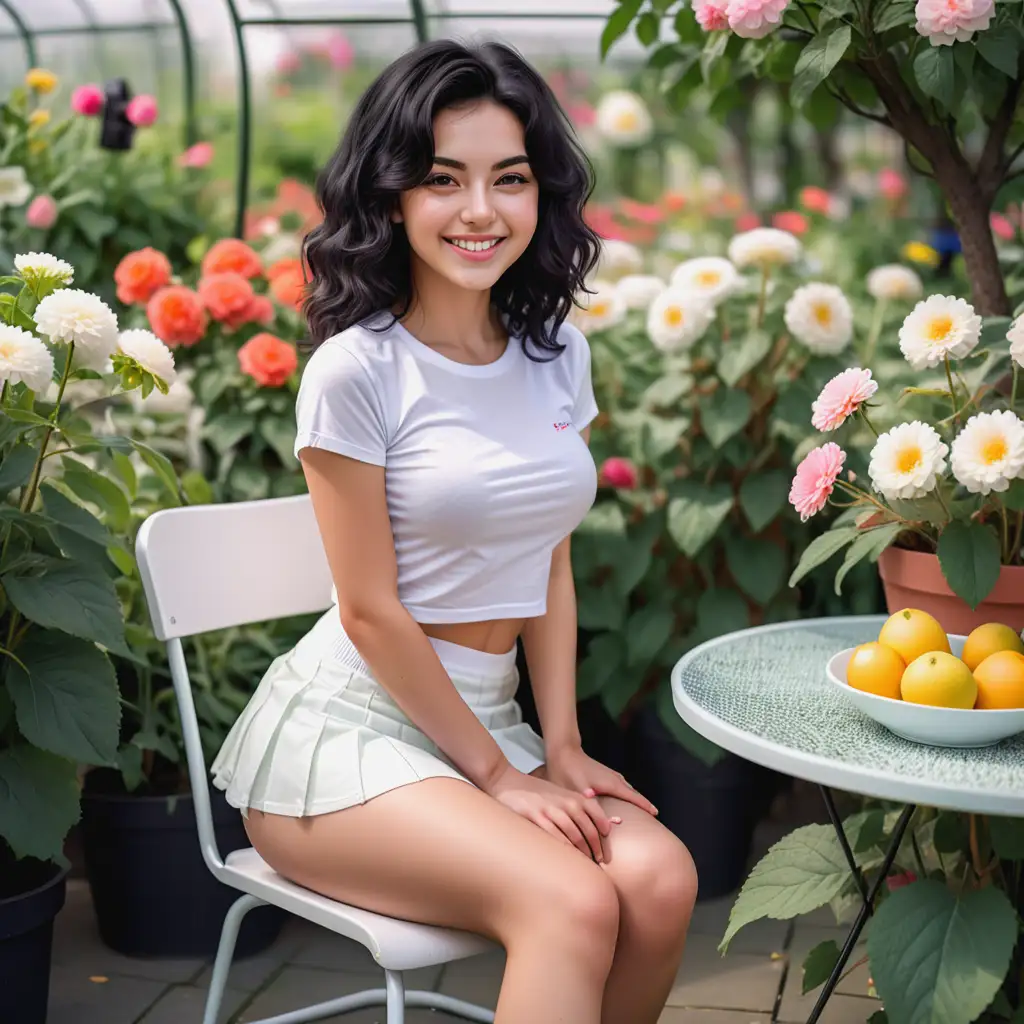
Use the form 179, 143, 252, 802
671, 614, 1024, 1024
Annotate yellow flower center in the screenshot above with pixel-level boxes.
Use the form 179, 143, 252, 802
982, 436, 1008, 465
614, 111, 638, 132
813, 303, 833, 326
696, 270, 721, 288
926, 315, 953, 343
590, 301, 608, 318
896, 445, 922, 474
664, 306, 684, 327
0, 341, 15, 359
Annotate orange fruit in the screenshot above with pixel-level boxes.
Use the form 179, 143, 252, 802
900, 651, 977, 709
846, 642, 906, 700
878, 608, 950, 665
973, 650, 1024, 709
961, 623, 1024, 672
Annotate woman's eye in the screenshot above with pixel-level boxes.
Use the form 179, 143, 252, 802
425, 174, 456, 187
497, 172, 529, 186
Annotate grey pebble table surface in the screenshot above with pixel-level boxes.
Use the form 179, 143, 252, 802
671, 615, 1024, 817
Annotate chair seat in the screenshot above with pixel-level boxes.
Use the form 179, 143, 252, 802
221, 847, 498, 972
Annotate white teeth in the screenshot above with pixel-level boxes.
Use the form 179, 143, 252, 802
448, 238, 501, 252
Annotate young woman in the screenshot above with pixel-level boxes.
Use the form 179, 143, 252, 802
212, 39, 697, 1024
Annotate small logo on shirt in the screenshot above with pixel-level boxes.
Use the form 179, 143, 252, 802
553, 420, 571, 431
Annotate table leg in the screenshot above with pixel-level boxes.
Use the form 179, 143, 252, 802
805, 790, 916, 1024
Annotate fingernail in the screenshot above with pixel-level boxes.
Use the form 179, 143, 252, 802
611, 816, 622, 823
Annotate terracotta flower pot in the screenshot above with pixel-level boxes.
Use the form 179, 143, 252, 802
877, 546, 1024, 634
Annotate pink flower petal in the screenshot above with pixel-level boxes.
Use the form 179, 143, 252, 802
811, 367, 878, 432
789, 442, 846, 521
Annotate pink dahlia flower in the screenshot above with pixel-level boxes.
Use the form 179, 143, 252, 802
25, 194, 57, 229
727, 0, 790, 38
811, 368, 878, 432
71, 83, 104, 117
695, 0, 730, 31
915, 0, 993, 44
179, 142, 214, 169
599, 457, 639, 490
126, 94, 158, 127
789, 443, 846, 521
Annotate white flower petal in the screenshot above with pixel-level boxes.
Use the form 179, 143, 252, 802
118, 328, 176, 385
0, 324, 54, 392
898, 294, 981, 370
950, 410, 1024, 495
33, 289, 119, 369
727, 228, 802, 269
868, 421, 949, 500
670, 257, 741, 306
646, 287, 714, 352
784, 282, 853, 355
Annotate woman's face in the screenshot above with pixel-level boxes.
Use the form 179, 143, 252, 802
398, 99, 539, 294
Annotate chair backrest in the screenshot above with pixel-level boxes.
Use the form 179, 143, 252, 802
134, 494, 335, 873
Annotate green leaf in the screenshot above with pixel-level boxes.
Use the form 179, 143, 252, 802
180, 468, 214, 506
727, 537, 788, 605
867, 880, 1018, 1024
834, 523, 902, 595
977, 24, 1020, 77
720, 824, 854, 951
739, 471, 790, 533
700, 389, 752, 448
577, 585, 626, 631
626, 604, 674, 668
936, 519, 1002, 609
873, 0, 915, 32
667, 481, 734, 557
790, 25, 852, 109
6, 631, 120, 765
3, 561, 130, 656
913, 45, 955, 109
648, 43, 691, 70
655, 682, 726, 765
61, 459, 131, 533
580, 502, 628, 537
635, 10, 660, 45
788, 527, 858, 587
695, 587, 750, 639
2, 407, 50, 426
1002, 478, 1024, 512
719, 329, 772, 387
601, 0, 643, 57
577, 632, 625, 701
202, 412, 255, 455
988, 816, 1024, 860
0, 441, 36, 494
802, 939, 842, 995
0, 745, 80, 862
643, 416, 690, 460
131, 439, 181, 505
0, 293, 38, 331
642, 372, 694, 408
932, 811, 967, 854
700, 29, 730, 84
39, 484, 111, 548
259, 416, 298, 468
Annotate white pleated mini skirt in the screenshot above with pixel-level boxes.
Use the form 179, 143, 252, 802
210, 611, 546, 818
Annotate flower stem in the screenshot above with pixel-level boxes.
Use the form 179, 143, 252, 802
1012, 365, 1019, 413
863, 297, 887, 366
935, 486, 954, 527
944, 356, 959, 428
20, 341, 74, 515
858, 406, 880, 438
1012, 511, 1023, 565
756, 266, 771, 329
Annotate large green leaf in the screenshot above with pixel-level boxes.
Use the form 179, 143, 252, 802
913, 45, 955, 109
643, 373, 694, 409
803, 939, 842, 995
131, 439, 181, 505
577, 585, 626, 631
576, 632, 625, 701
625, 604, 675, 668
988, 816, 1024, 860
936, 519, 1001, 608
6, 631, 120, 765
867, 880, 1018, 1024
667, 481, 734, 557
0, 744, 80, 862
727, 537, 788, 605
0, 442, 37, 495
791, 24, 852, 109
601, 0, 643, 58
720, 824, 854, 951
977, 23, 1020, 77
834, 523, 902, 595
719, 329, 772, 387
788, 527, 858, 587
643, 416, 691, 460
739, 470, 790, 533
695, 587, 750, 639
260, 416, 299, 468
700, 389, 752, 448
2, 561, 130, 655
61, 459, 131, 533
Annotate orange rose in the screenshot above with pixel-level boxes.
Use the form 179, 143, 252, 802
266, 257, 301, 282
114, 247, 172, 305
245, 294, 275, 326
201, 238, 263, 279
269, 264, 307, 311
199, 272, 256, 330
238, 332, 298, 387
147, 286, 208, 347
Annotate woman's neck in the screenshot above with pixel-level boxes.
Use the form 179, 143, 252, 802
400, 260, 505, 351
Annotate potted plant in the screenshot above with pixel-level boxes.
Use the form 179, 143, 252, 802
0, 251, 180, 1023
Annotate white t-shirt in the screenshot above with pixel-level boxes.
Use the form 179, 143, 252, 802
294, 314, 599, 624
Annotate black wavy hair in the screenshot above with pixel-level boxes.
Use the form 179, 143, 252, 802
302, 38, 601, 359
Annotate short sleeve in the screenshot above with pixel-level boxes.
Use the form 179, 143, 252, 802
293, 342, 388, 465
567, 325, 598, 432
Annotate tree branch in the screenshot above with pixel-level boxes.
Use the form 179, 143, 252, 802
904, 138, 935, 180
825, 82, 891, 126
978, 67, 1023, 199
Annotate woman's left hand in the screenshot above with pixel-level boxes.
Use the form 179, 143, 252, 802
545, 745, 658, 817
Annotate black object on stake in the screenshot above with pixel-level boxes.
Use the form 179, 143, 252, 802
99, 79, 136, 151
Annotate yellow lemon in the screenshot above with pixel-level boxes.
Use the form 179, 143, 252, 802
973, 650, 1024, 710
961, 623, 1024, 672
846, 642, 906, 700
878, 608, 950, 665
900, 651, 977, 709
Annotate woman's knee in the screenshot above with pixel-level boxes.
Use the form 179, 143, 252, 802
608, 831, 698, 938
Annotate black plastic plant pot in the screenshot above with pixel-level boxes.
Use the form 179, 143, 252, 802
80, 776, 285, 958
0, 859, 67, 1024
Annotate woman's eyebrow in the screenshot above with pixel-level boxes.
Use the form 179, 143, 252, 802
432, 155, 530, 171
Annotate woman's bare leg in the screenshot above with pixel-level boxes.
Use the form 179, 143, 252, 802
244, 777, 620, 1024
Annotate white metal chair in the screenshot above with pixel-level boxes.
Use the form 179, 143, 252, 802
135, 493, 498, 1024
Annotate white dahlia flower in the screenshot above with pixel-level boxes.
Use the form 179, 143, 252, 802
727, 227, 802, 269
615, 274, 666, 311
670, 256, 741, 306
14, 252, 74, 287
898, 295, 981, 370
950, 410, 1024, 495
866, 264, 923, 303
595, 90, 653, 148
0, 167, 31, 209
1007, 315, 1024, 369
33, 288, 119, 370
784, 282, 854, 355
572, 280, 627, 335
646, 287, 715, 352
118, 328, 176, 386
0, 324, 54, 392
869, 421, 949, 501
594, 238, 644, 281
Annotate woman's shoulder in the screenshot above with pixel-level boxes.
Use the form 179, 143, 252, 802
304, 314, 406, 380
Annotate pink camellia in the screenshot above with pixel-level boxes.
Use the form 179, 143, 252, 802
326, 32, 354, 70
886, 871, 917, 892
599, 457, 639, 490
878, 168, 907, 201
125, 94, 158, 127
695, 0, 730, 31
811, 368, 878, 432
179, 142, 214, 169
25, 194, 57, 230
71, 83, 104, 117
773, 210, 809, 235
800, 186, 832, 215
991, 212, 1015, 241
789, 443, 846, 522
915, 0, 993, 44
727, 0, 790, 38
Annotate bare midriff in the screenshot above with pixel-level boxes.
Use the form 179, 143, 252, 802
418, 618, 527, 655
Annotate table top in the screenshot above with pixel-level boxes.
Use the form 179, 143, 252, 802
671, 615, 1024, 816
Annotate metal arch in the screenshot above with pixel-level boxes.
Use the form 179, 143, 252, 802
0, 0, 36, 69
164, 0, 198, 146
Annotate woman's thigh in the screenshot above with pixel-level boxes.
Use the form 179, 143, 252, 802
243, 777, 619, 946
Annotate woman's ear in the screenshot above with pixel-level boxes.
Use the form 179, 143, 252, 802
390, 206, 404, 224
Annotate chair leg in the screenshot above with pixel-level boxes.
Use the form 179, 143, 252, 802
385, 970, 405, 1024
203, 893, 267, 1024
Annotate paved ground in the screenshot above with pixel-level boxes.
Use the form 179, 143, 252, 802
47, 786, 882, 1024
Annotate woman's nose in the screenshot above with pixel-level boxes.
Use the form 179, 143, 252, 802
460, 185, 494, 224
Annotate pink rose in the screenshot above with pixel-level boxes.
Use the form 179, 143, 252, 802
811, 368, 878, 432
915, 0, 993, 44
599, 457, 639, 490
789, 443, 846, 522
326, 33, 354, 70
878, 169, 907, 201
991, 212, 1015, 241
125, 94, 158, 127
800, 186, 833, 215
71, 84, 104, 117
25, 194, 57, 230
886, 871, 917, 892
727, 0, 790, 38
179, 142, 214, 169
695, 0, 730, 30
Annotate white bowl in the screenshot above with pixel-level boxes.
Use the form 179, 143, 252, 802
826, 635, 1024, 748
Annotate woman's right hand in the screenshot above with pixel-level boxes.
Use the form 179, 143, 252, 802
482, 764, 615, 862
